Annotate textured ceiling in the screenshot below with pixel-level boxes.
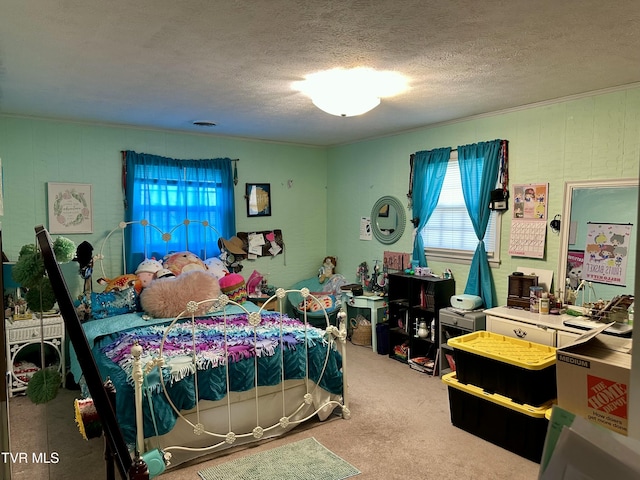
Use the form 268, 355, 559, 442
1, 0, 639, 146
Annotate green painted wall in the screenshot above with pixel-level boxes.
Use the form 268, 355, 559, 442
0, 117, 328, 298
2, 87, 639, 305
326, 87, 640, 304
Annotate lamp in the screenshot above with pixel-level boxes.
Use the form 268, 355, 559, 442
293, 67, 407, 117
312, 94, 380, 118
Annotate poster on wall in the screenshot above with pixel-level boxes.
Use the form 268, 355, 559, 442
582, 222, 632, 286
47, 182, 93, 234
513, 183, 548, 220
360, 217, 372, 240
566, 250, 585, 289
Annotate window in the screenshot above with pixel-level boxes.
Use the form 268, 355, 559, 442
420, 151, 501, 266
124, 152, 235, 272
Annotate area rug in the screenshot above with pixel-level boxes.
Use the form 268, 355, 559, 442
197, 437, 361, 480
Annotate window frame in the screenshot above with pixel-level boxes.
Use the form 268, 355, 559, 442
420, 151, 502, 267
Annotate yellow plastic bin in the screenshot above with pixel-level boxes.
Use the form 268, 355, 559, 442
443, 372, 553, 463
448, 331, 556, 406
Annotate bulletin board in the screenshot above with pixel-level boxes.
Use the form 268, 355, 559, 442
236, 229, 284, 259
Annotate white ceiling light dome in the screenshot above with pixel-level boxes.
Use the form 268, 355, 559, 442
293, 67, 408, 117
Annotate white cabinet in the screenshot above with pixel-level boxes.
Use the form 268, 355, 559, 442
486, 315, 557, 346
556, 330, 581, 347
5, 315, 65, 397
484, 306, 587, 347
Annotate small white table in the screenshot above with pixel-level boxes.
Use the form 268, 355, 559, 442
343, 292, 387, 352
5, 315, 65, 397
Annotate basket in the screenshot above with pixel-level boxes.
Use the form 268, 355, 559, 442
350, 315, 372, 346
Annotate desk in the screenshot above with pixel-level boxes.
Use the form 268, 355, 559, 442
484, 306, 631, 347
344, 292, 387, 352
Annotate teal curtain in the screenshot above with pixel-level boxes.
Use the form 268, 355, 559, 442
411, 147, 451, 266
124, 151, 235, 272
458, 140, 502, 308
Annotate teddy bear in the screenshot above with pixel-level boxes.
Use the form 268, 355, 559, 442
318, 256, 337, 284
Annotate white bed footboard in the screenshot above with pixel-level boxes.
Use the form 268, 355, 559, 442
130, 289, 349, 469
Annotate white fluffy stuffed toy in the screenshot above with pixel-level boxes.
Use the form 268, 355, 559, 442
140, 270, 221, 318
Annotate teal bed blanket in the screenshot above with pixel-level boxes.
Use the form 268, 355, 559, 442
76, 305, 343, 446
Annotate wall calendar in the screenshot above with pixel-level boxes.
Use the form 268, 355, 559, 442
508, 183, 548, 259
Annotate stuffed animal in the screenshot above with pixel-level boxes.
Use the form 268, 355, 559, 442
97, 274, 142, 294
218, 273, 247, 304
163, 251, 207, 276
135, 258, 164, 288
155, 268, 175, 279
204, 256, 229, 280
140, 270, 221, 318
318, 256, 337, 284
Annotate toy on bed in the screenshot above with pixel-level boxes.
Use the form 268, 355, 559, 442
162, 251, 207, 276
135, 257, 163, 288
139, 269, 221, 318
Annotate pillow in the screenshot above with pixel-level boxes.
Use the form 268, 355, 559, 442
90, 286, 140, 320
218, 273, 247, 304
297, 294, 336, 313
163, 251, 207, 276
204, 257, 229, 280
140, 270, 221, 318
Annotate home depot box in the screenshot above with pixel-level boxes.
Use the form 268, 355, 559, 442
556, 324, 632, 436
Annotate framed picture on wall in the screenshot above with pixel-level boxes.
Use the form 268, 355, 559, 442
47, 182, 93, 234
245, 183, 271, 217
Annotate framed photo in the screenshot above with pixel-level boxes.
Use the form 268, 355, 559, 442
245, 183, 271, 217
47, 182, 93, 234
378, 203, 389, 217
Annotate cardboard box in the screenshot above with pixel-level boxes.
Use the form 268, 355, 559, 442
556, 323, 632, 436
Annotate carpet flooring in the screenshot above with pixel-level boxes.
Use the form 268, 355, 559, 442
8, 341, 542, 479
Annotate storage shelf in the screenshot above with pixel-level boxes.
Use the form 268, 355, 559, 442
438, 308, 486, 378
386, 273, 455, 374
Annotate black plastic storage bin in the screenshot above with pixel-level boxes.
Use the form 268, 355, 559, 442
448, 331, 557, 406
443, 372, 552, 463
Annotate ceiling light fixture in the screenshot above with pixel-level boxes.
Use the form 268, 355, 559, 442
293, 67, 408, 117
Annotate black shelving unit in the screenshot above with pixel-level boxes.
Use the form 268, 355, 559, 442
386, 273, 455, 373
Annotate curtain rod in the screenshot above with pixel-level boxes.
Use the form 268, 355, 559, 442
231, 158, 239, 162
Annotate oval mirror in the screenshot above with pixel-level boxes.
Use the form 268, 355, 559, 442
371, 196, 406, 244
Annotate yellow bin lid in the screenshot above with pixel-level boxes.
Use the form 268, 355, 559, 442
447, 330, 556, 370
442, 372, 554, 416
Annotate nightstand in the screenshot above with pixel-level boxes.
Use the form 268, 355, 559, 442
5, 315, 65, 397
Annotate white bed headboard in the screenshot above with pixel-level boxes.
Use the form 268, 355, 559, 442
97, 219, 222, 280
